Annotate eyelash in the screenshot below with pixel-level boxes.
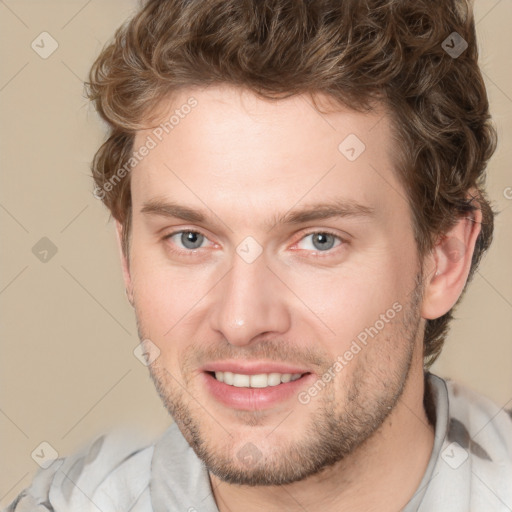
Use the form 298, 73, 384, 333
162, 229, 347, 258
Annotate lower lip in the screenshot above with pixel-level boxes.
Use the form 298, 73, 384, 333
202, 372, 314, 410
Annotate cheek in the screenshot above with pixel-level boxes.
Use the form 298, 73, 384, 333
129, 253, 212, 337
291, 261, 404, 339
131, 265, 212, 374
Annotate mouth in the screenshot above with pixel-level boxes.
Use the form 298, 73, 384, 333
202, 370, 314, 410
206, 370, 309, 388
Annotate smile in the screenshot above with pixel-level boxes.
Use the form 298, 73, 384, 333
203, 371, 314, 410
211, 371, 305, 388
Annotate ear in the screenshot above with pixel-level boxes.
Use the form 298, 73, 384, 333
421, 191, 483, 320
114, 220, 134, 307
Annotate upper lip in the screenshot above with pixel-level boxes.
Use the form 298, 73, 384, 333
201, 361, 311, 375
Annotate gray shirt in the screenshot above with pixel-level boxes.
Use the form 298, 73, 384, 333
5, 373, 512, 511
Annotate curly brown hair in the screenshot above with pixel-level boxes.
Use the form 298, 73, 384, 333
87, 0, 497, 368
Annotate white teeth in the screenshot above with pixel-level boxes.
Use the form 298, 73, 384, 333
213, 371, 305, 388
267, 373, 282, 386
232, 374, 250, 387
250, 374, 270, 388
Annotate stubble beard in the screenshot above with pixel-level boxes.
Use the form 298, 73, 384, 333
139, 272, 424, 486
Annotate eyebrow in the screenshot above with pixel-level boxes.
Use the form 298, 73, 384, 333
140, 197, 376, 229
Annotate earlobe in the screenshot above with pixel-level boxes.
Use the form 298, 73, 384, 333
114, 220, 134, 307
421, 198, 482, 320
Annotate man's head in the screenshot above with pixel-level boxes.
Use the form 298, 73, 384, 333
87, 0, 495, 487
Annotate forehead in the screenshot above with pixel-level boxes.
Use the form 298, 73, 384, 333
130, 84, 406, 225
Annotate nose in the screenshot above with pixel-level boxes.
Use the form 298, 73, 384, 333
208, 250, 292, 347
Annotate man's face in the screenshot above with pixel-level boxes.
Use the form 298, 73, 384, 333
126, 85, 425, 485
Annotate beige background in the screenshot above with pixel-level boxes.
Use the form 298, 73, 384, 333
1, 0, 511, 507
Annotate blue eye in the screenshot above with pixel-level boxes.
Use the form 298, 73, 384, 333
297, 232, 342, 252
168, 231, 207, 250
163, 229, 345, 258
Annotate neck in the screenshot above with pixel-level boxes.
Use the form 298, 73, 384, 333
209, 359, 434, 512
